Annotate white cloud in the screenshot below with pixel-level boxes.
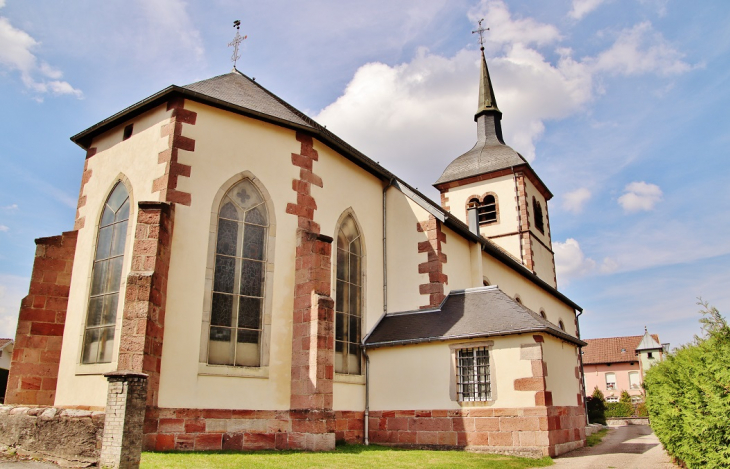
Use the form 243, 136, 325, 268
569, 0, 608, 20
1, 204, 17, 211
618, 181, 663, 212
133, 0, 204, 65
593, 22, 691, 76
0, 16, 82, 98
314, 2, 691, 199
468, 0, 561, 47
562, 187, 592, 213
554, 238, 596, 284
0, 225, 8, 232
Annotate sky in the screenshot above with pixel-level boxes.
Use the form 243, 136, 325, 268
0, 0, 728, 349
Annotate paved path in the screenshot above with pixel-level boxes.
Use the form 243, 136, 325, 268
553, 425, 675, 468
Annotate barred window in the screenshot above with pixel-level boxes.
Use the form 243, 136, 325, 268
207, 179, 268, 367
457, 347, 491, 401
82, 182, 130, 364
335, 215, 362, 375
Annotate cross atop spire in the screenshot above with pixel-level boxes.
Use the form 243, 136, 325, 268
472, 18, 489, 51
229, 20, 248, 70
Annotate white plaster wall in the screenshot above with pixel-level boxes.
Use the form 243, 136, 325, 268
542, 336, 581, 407
531, 240, 556, 288
369, 335, 536, 410
482, 255, 578, 337
444, 176, 518, 236
384, 190, 430, 313
440, 226, 473, 293
55, 104, 171, 408
0, 344, 13, 370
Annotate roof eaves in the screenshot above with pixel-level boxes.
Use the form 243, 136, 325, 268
364, 327, 586, 349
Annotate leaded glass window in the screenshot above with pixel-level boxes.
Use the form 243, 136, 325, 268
82, 182, 129, 364
208, 179, 268, 367
335, 215, 362, 375
456, 347, 491, 401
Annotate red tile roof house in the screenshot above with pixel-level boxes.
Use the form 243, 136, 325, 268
582, 330, 665, 403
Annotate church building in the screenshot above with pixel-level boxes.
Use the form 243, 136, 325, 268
5, 40, 587, 466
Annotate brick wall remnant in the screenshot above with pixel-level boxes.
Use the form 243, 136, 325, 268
0, 405, 104, 466
6, 231, 78, 406
74, 148, 96, 230
100, 372, 148, 469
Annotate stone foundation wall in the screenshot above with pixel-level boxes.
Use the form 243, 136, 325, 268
143, 408, 359, 451
368, 406, 585, 457
0, 405, 103, 466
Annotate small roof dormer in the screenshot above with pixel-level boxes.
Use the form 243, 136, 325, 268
635, 328, 663, 352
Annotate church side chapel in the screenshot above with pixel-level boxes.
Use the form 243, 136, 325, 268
6, 21, 587, 466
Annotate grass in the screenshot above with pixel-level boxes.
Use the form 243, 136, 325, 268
586, 428, 609, 447
141, 444, 554, 468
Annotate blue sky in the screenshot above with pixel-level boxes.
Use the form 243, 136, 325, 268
0, 0, 728, 348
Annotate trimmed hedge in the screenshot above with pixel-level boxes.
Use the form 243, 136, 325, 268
644, 302, 730, 468
605, 402, 633, 418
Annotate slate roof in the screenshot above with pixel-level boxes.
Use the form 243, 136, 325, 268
582, 334, 661, 365
184, 72, 315, 129
364, 286, 585, 348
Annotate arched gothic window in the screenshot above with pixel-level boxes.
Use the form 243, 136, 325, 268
558, 320, 565, 331
208, 179, 268, 367
335, 215, 363, 375
467, 194, 497, 224
82, 182, 130, 364
532, 197, 544, 234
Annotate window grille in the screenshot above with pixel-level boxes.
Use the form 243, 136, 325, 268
457, 347, 491, 401
467, 195, 497, 224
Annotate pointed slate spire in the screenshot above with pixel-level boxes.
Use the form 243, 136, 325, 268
475, 49, 501, 120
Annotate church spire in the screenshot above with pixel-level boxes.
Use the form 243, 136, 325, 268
476, 49, 501, 119
471, 19, 501, 120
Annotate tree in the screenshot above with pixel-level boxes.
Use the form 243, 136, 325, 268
586, 386, 606, 425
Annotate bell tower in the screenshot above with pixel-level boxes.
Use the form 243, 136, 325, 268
434, 27, 557, 287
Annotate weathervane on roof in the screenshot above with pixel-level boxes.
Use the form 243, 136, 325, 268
472, 18, 489, 51
229, 20, 247, 70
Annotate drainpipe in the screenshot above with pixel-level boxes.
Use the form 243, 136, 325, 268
576, 309, 589, 425
363, 347, 370, 445
364, 179, 393, 445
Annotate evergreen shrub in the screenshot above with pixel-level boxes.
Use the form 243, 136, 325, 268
586, 386, 606, 425
644, 301, 730, 468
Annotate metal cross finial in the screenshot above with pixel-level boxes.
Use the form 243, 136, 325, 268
229, 20, 248, 70
472, 18, 489, 51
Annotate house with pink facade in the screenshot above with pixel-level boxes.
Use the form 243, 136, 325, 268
582, 330, 665, 403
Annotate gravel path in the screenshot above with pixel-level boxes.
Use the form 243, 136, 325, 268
553, 425, 675, 468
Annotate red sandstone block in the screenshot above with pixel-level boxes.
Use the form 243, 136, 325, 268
410, 418, 451, 432
489, 431, 514, 446
40, 350, 61, 364
185, 419, 206, 433
245, 433, 276, 450
195, 433, 222, 451
522, 407, 548, 416
299, 169, 323, 188
222, 433, 244, 451
347, 418, 363, 431
415, 410, 431, 418
437, 431, 458, 446
159, 418, 185, 433
156, 434, 175, 451
22, 348, 41, 363
474, 418, 500, 432
500, 417, 539, 432
467, 408, 493, 418
20, 377, 42, 391
202, 409, 232, 419
387, 418, 408, 431
452, 417, 473, 432
430, 410, 448, 418
40, 378, 57, 391
175, 434, 195, 451
142, 433, 157, 451
514, 377, 544, 391
291, 153, 313, 170
416, 431, 439, 445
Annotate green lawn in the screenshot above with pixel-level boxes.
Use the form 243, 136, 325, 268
586, 428, 609, 447
141, 444, 554, 468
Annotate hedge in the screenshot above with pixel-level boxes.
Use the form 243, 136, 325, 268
644, 302, 730, 468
